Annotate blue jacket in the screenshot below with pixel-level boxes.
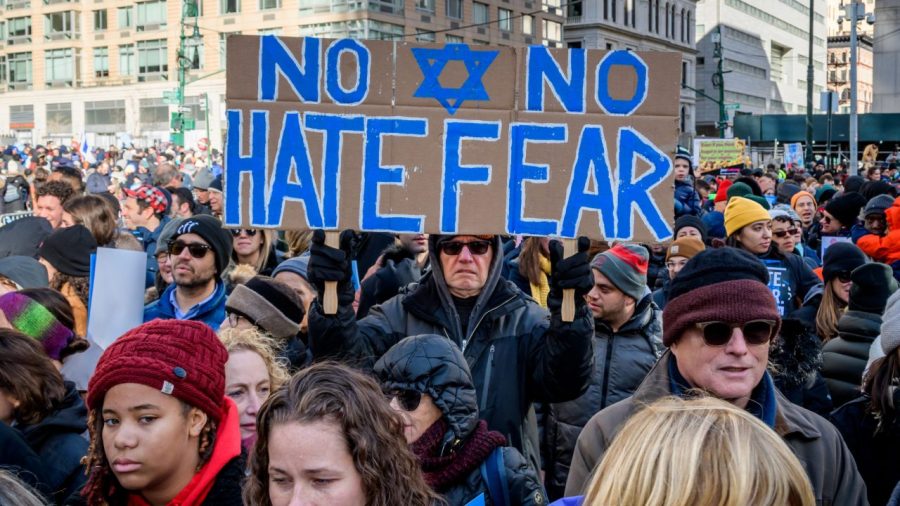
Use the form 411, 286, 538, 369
131, 216, 171, 288
674, 179, 703, 217
143, 281, 227, 330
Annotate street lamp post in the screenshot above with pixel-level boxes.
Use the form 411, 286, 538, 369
839, 2, 875, 176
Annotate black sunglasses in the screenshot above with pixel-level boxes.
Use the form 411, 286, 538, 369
169, 240, 213, 259
695, 320, 777, 346
230, 229, 258, 237
439, 240, 491, 256
772, 228, 799, 238
835, 270, 853, 283
385, 389, 422, 411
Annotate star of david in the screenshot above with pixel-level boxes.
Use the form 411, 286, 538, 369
412, 44, 500, 115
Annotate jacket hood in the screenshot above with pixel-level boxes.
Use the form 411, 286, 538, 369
374, 334, 479, 447
426, 235, 506, 341
836, 310, 883, 342
18, 381, 87, 448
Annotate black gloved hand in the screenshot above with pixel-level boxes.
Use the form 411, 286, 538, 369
308, 229, 352, 289
548, 236, 593, 303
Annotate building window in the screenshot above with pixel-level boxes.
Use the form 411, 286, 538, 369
473, 2, 488, 24
523, 14, 533, 34
685, 11, 690, 41
185, 95, 208, 130
681, 60, 687, 85
499, 8, 512, 31
0, 56, 6, 85
7, 17, 32, 43
258, 27, 281, 35
45, 48, 75, 86
45, 11, 79, 40
140, 98, 169, 131
94, 9, 108, 31
446, 0, 462, 19
543, 19, 561, 44
85, 100, 126, 133
369, 0, 403, 15
611, 0, 616, 22
7, 52, 32, 88
670, 4, 675, 37
219, 32, 239, 69
445, 34, 463, 42
655, 0, 660, 33
136, 0, 167, 30
416, 0, 434, 11
46, 103, 72, 134
221, 0, 240, 14
260, 0, 280, 8
119, 44, 135, 75
118, 6, 133, 28
680, 8, 685, 41
10, 105, 34, 129
94, 47, 109, 78
137, 39, 167, 80
602, 0, 608, 19
416, 29, 435, 41
664, 2, 669, 37
368, 19, 403, 39
567, 0, 581, 17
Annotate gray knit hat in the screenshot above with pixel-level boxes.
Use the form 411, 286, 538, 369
863, 194, 894, 218
881, 290, 900, 356
590, 243, 649, 301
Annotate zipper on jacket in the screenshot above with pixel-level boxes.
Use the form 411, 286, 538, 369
480, 344, 496, 412
599, 336, 614, 408
462, 294, 516, 352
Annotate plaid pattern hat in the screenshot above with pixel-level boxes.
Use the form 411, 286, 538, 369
125, 184, 168, 215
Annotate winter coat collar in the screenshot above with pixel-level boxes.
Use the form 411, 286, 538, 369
16, 381, 87, 447
837, 310, 883, 343
594, 294, 657, 336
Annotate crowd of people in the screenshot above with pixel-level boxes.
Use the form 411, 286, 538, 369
0, 138, 898, 505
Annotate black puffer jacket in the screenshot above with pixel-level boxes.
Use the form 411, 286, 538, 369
374, 335, 546, 506
822, 310, 882, 407
310, 235, 594, 470
541, 296, 663, 499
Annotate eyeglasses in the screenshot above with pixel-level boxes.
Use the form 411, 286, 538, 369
694, 320, 777, 346
385, 389, 422, 411
666, 260, 687, 270
439, 240, 491, 256
835, 270, 853, 283
230, 229, 258, 237
168, 240, 213, 259
821, 215, 834, 224
227, 312, 249, 328
772, 228, 800, 238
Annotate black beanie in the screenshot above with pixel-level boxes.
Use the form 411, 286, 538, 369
674, 215, 708, 243
226, 276, 303, 339
849, 263, 899, 314
776, 182, 801, 205
822, 242, 867, 282
844, 176, 866, 194
860, 180, 897, 201
669, 247, 769, 301
170, 215, 233, 274
824, 192, 867, 227
38, 225, 98, 277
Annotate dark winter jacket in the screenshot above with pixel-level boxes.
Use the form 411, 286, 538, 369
16, 381, 88, 505
541, 296, 663, 499
823, 311, 882, 407
501, 248, 532, 297
309, 235, 594, 471
129, 215, 171, 288
565, 352, 869, 505
358, 244, 428, 318
143, 281, 227, 331
756, 248, 822, 316
770, 318, 833, 417
0, 215, 52, 258
674, 179, 703, 217
0, 422, 50, 497
650, 280, 670, 309
374, 334, 546, 506
831, 396, 900, 506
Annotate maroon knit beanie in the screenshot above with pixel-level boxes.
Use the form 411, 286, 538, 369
87, 319, 228, 423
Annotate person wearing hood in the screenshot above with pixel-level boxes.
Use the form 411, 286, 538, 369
375, 334, 545, 505
857, 196, 900, 281
308, 231, 594, 471
0, 328, 88, 504
822, 263, 899, 407
0, 256, 48, 296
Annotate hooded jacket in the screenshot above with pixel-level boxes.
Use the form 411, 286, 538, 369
822, 310, 883, 408
374, 335, 546, 506
309, 235, 594, 470
16, 381, 88, 504
563, 352, 868, 506
143, 281, 227, 331
541, 295, 663, 499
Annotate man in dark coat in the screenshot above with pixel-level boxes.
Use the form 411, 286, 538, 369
308, 232, 594, 471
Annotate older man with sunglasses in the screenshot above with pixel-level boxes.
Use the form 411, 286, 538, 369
307, 232, 594, 473
564, 247, 868, 505
143, 215, 233, 330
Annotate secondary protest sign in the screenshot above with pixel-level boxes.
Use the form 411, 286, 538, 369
692, 138, 748, 174
225, 36, 679, 242
784, 142, 804, 168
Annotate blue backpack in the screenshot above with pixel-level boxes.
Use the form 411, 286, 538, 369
480, 448, 510, 506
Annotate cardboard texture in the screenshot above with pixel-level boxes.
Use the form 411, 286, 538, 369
693, 138, 749, 174
225, 35, 679, 242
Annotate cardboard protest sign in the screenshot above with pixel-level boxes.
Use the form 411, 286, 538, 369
784, 142, 804, 168
225, 36, 679, 242
693, 138, 748, 174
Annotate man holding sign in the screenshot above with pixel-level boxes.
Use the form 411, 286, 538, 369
308, 232, 594, 470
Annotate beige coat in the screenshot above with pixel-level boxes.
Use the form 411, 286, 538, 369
564, 351, 869, 506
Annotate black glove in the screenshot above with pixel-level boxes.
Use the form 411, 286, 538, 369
548, 237, 593, 303
308, 229, 352, 289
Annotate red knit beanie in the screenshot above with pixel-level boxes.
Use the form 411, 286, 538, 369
87, 319, 228, 423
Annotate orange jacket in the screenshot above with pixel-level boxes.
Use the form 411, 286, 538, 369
857, 196, 900, 263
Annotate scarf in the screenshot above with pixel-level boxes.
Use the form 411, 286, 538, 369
411, 419, 506, 492
529, 255, 551, 308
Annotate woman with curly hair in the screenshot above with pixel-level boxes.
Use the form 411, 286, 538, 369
244, 361, 439, 506
218, 327, 290, 450
37, 225, 97, 337
79, 320, 243, 506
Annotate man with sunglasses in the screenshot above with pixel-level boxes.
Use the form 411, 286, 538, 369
307, 232, 594, 473
143, 215, 233, 330
565, 247, 867, 505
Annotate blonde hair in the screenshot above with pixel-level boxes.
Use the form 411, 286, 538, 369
284, 230, 313, 258
583, 396, 815, 506
218, 327, 290, 389
231, 229, 276, 273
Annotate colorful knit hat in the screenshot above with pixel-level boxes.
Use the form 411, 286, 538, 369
0, 292, 75, 360
590, 244, 649, 301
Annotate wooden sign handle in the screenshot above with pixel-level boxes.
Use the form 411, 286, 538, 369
323, 231, 340, 315
561, 238, 577, 322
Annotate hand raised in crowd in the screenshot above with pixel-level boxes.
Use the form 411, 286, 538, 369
547, 236, 593, 308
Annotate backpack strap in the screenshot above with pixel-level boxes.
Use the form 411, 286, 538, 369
480, 447, 510, 506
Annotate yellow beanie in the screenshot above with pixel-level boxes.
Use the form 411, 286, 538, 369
725, 197, 771, 237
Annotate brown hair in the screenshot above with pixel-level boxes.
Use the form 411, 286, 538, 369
36, 180, 75, 205
0, 329, 67, 425
244, 362, 439, 506
815, 280, 845, 343
63, 195, 118, 246
518, 237, 549, 286
50, 273, 90, 309
863, 349, 900, 428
